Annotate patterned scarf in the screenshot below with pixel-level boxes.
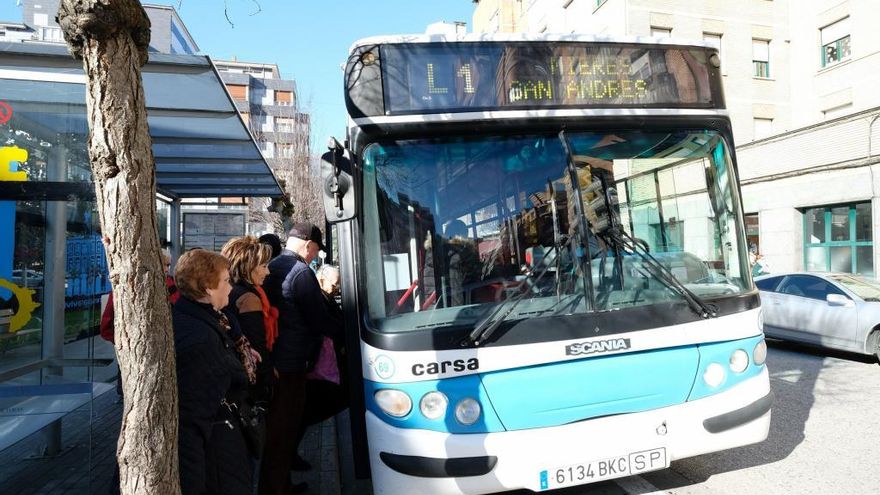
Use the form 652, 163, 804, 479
254, 285, 279, 351
218, 311, 258, 385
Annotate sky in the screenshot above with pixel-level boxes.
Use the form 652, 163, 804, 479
0, 0, 476, 154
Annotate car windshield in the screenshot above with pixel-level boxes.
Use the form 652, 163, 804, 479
361, 129, 750, 333
830, 275, 880, 301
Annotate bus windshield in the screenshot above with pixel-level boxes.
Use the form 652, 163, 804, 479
362, 129, 749, 333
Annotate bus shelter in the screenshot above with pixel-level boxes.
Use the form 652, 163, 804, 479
0, 42, 281, 460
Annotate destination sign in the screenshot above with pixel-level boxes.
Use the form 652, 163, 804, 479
369, 42, 718, 115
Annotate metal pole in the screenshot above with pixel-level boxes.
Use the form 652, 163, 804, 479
41, 143, 67, 456
170, 198, 181, 268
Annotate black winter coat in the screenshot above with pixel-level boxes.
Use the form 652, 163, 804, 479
226, 282, 274, 401
173, 296, 252, 495
263, 251, 343, 373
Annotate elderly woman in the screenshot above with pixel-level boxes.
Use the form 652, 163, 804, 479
221, 236, 277, 403
173, 249, 252, 495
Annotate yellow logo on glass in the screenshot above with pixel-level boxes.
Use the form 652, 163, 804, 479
0, 146, 29, 182
0, 279, 39, 333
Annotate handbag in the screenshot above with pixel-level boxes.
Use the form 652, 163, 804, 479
222, 397, 267, 459
306, 336, 340, 385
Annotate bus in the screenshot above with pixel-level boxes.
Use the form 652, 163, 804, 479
319, 34, 771, 495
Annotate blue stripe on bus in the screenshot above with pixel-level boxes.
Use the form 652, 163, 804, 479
479, 345, 700, 431
365, 335, 766, 434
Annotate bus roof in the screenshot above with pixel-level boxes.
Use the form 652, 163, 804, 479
349, 33, 719, 53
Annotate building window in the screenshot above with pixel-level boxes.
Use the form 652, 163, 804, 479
275, 91, 293, 106
276, 144, 296, 159
227, 84, 248, 101
703, 33, 722, 62
752, 39, 770, 78
276, 117, 295, 133
651, 27, 672, 38
37, 26, 63, 43
745, 213, 760, 255
753, 118, 773, 140
821, 17, 851, 67
804, 203, 873, 276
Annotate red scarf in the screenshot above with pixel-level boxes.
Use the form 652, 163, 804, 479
254, 285, 279, 351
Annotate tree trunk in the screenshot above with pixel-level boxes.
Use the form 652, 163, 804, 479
57, 2, 179, 494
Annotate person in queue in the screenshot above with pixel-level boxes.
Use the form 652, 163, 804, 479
258, 233, 283, 260
221, 236, 278, 406
173, 249, 253, 494
101, 249, 179, 344
259, 222, 343, 495
291, 264, 348, 471
101, 249, 179, 399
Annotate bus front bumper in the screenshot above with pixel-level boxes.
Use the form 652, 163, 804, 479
367, 367, 771, 495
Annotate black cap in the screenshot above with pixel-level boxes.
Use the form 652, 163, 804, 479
289, 222, 325, 251
258, 233, 283, 259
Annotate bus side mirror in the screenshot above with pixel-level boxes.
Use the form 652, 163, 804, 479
320, 137, 357, 223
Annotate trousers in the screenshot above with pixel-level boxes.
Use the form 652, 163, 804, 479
259, 371, 306, 495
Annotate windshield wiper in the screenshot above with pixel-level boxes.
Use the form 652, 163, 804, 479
464, 243, 563, 346
557, 130, 717, 319
558, 130, 597, 311
605, 228, 717, 318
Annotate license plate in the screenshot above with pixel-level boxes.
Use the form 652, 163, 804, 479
538, 447, 667, 490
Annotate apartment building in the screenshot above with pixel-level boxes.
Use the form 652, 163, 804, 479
473, 0, 880, 278
213, 59, 309, 163
0, 1, 199, 54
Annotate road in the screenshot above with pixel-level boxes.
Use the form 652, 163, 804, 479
542, 341, 880, 495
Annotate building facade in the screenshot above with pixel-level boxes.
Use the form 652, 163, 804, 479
472, 0, 880, 278
213, 59, 308, 162
1, 1, 200, 54
213, 59, 315, 232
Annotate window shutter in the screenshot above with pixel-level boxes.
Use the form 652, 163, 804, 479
821, 17, 849, 45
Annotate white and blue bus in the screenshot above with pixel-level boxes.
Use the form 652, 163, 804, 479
319, 34, 771, 495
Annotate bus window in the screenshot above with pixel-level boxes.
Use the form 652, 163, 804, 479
361, 130, 749, 332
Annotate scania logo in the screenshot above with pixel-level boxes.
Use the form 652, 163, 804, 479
412, 358, 479, 376
565, 338, 631, 356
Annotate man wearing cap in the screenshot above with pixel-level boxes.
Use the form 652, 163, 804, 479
259, 222, 342, 495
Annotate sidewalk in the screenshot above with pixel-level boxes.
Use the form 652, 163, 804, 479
0, 382, 343, 495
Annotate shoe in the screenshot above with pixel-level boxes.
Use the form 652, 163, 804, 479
289, 481, 308, 494
290, 455, 312, 472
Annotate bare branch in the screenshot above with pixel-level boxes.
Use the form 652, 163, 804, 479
249, 0, 262, 16
224, 0, 234, 28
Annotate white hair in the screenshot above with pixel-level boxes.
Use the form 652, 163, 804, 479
317, 264, 339, 280
286, 236, 308, 253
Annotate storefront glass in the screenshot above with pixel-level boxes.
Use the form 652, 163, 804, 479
803, 203, 873, 277
0, 77, 111, 482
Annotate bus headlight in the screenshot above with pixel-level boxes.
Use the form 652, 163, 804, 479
753, 339, 768, 366
375, 389, 412, 418
419, 391, 448, 420
703, 363, 726, 387
729, 349, 749, 373
454, 398, 481, 425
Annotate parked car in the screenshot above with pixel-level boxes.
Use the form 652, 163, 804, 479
756, 272, 880, 361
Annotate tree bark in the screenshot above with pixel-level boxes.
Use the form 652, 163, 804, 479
57, 2, 179, 494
